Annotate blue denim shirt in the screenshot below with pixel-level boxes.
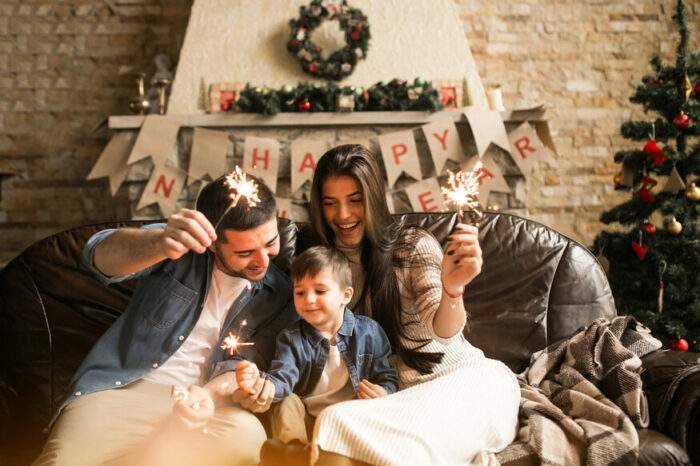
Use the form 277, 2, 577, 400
264, 308, 398, 402
53, 224, 297, 424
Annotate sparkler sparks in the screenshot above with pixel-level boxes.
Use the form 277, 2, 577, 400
441, 162, 483, 222
213, 166, 261, 231
220, 332, 255, 356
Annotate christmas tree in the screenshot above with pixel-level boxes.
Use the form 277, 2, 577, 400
593, 0, 700, 352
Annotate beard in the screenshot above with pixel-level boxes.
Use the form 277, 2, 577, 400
212, 248, 267, 281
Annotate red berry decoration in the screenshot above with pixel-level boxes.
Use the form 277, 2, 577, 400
673, 112, 691, 129
643, 139, 665, 167
642, 221, 656, 234
298, 100, 311, 112
670, 338, 689, 352
308, 62, 319, 74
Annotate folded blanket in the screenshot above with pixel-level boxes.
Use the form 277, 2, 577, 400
496, 316, 662, 466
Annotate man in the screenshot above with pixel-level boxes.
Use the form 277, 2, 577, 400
34, 173, 297, 466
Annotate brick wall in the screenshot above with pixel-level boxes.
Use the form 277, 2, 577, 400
1, 0, 699, 265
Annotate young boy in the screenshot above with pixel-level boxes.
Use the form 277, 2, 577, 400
236, 246, 398, 444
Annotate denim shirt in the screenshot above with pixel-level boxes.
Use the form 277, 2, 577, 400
265, 308, 398, 403
52, 224, 297, 425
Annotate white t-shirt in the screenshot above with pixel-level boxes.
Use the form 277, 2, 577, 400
145, 267, 249, 387
303, 342, 355, 417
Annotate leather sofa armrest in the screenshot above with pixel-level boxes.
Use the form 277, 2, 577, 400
641, 349, 700, 466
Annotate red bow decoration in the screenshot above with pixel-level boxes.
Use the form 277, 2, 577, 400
638, 176, 658, 203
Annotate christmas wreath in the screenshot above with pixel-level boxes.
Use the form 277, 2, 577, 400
287, 0, 370, 81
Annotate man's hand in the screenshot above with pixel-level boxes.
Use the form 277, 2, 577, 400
232, 377, 275, 413
173, 385, 215, 430
235, 360, 260, 395
357, 379, 388, 399
159, 208, 217, 260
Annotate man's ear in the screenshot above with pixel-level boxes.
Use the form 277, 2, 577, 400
342, 286, 354, 305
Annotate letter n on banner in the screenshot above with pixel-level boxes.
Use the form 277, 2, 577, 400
137, 164, 187, 217
290, 140, 328, 194
404, 178, 446, 213
421, 119, 465, 175
507, 122, 550, 175
244, 136, 280, 193
378, 130, 422, 188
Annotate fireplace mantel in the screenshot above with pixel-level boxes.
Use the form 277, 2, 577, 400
108, 109, 548, 129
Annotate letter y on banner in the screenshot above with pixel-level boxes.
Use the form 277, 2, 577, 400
244, 136, 280, 193
421, 119, 465, 175
137, 164, 187, 217
378, 130, 422, 187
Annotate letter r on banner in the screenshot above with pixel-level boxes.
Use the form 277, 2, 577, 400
154, 175, 176, 198
513, 136, 536, 161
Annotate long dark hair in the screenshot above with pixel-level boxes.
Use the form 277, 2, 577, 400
309, 144, 443, 374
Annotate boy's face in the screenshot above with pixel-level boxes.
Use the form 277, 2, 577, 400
293, 268, 353, 333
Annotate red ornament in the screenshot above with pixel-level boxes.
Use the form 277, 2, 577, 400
642, 221, 656, 234
631, 240, 649, 261
298, 100, 311, 112
643, 139, 665, 167
694, 81, 700, 96
290, 38, 300, 47
671, 338, 689, 352
308, 62, 319, 74
351, 25, 362, 41
637, 176, 657, 203
673, 112, 691, 129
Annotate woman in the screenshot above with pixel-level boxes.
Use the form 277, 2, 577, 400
308, 144, 519, 466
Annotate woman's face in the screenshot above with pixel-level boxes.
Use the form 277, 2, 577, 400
321, 175, 366, 247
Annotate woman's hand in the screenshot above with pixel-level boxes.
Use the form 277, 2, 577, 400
357, 379, 388, 399
441, 224, 482, 297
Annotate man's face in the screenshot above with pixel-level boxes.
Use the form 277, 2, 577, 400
210, 217, 280, 282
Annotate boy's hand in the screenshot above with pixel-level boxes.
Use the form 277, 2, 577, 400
232, 377, 275, 413
235, 360, 260, 395
357, 379, 388, 399
173, 385, 215, 429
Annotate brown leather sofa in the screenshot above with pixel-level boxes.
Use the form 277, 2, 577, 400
1, 212, 697, 465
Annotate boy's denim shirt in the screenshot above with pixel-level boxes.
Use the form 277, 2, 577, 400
51, 223, 297, 426
265, 308, 398, 402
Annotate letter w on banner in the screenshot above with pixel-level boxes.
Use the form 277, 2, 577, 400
244, 136, 280, 193
290, 140, 328, 194
421, 119, 465, 175
137, 164, 187, 217
404, 178, 446, 213
507, 122, 552, 175
378, 130, 422, 188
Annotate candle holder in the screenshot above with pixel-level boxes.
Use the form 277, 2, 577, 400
128, 73, 151, 115
152, 77, 172, 115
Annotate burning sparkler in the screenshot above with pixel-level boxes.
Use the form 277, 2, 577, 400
441, 161, 483, 224
213, 166, 261, 232
220, 332, 255, 356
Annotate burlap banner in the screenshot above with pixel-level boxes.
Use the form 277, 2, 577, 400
87, 131, 136, 195
463, 152, 510, 206
463, 107, 511, 157
243, 136, 280, 193
422, 119, 465, 175
127, 115, 181, 167
404, 177, 446, 213
188, 128, 229, 184
290, 140, 328, 194
378, 130, 422, 187
507, 122, 551, 174
136, 163, 187, 217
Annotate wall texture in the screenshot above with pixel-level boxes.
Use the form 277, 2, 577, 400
1, 0, 699, 265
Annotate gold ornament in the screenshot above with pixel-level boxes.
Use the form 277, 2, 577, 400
683, 73, 693, 102
685, 181, 700, 201
665, 216, 683, 235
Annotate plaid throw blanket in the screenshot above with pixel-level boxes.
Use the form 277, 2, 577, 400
495, 316, 662, 466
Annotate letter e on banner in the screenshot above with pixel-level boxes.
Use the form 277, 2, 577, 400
404, 178, 445, 213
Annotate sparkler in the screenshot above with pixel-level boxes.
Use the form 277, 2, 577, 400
220, 333, 255, 356
213, 166, 261, 232
441, 161, 483, 223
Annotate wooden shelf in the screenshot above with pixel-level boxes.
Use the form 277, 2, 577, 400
108, 108, 547, 129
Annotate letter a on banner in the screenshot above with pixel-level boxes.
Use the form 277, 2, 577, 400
243, 136, 280, 193
137, 164, 187, 217
507, 122, 551, 175
378, 130, 422, 187
290, 140, 328, 194
421, 119, 465, 175
404, 178, 446, 213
